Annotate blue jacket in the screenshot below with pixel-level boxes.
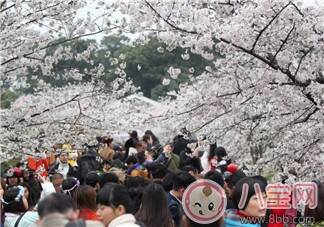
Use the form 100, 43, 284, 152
167, 193, 182, 227
224, 209, 261, 227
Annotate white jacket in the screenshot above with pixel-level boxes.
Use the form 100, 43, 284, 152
108, 214, 140, 227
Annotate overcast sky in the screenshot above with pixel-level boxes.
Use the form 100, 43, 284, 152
77, 0, 324, 42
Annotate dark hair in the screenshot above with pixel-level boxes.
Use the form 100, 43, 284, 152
136, 183, 173, 227
232, 177, 266, 210
204, 171, 225, 187
3, 187, 27, 213
62, 178, 79, 197
22, 175, 42, 208
85, 171, 99, 188
144, 130, 159, 143
225, 170, 247, 189
111, 159, 126, 170
181, 165, 197, 174
130, 131, 138, 139
304, 182, 324, 223
126, 155, 137, 165
102, 160, 112, 166
125, 176, 148, 188
125, 176, 149, 213
251, 175, 268, 186
151, 164, 168, 179
73, 185, 97, 210
208, 143, 217, 160
19, 182, 32, 209
37, 193, 76, 219
105, 137, 113, 145
173, 172, 196, 191
186, 217, 222, 227
99, 173, 119, 188
136, 152, 146, 165
6, 174, 20, 186
215, 146, 227, 159
142, 135, 151, 144
165, 143, 174, 150
163, 172, 176, 192
97, 183, 133, 213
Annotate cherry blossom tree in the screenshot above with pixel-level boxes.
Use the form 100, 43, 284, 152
2, 0, 324, 181
121, 0, 324, 180
0, 77, 146, 157
0, 0, 137, 158
0, 0, 127, 88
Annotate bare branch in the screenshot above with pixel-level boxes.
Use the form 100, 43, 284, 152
296, 138, 320, 162
268, 81, 295, 86
0, 3, 14, 13
294, 46, 314, 77
144, 0, 198, 35
290, 2, 304, 17
1, 29, 106, 67
251, 1, 292, 51
271, 23, 295, 63
294, 107, 319, 124
2, 94, 80, 128
175, 103, 206, 116
166, 1, 175, 21
193, 109, 232, 132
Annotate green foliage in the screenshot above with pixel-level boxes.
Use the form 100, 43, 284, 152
112, 37, 211, 99
0, 159, 19, 177
3, 35, 212, 107
1, 90, 18, 109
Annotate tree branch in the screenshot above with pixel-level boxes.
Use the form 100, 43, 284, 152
296, 138, 320, 162
0, 3, 14, 13
193, 109, 232, 132
2, 94, 80, 128
144, 0, 198, 35
251, 1, 292, 51
271, 23, 295, 63
290, 2, 304, 17
294, 107, 319, 124
294, 46, 314, 77
1, 29, 106, 67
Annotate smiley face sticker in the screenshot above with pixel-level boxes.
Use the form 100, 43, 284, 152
182, 179, 227, 224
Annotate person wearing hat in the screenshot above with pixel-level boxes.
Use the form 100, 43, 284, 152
48, 150, 78, 179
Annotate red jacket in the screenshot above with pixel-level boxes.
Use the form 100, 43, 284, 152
267, 209, 286, 227
79, 208, 98, 220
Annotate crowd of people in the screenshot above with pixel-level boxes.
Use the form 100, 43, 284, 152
0, 129, 323, 227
